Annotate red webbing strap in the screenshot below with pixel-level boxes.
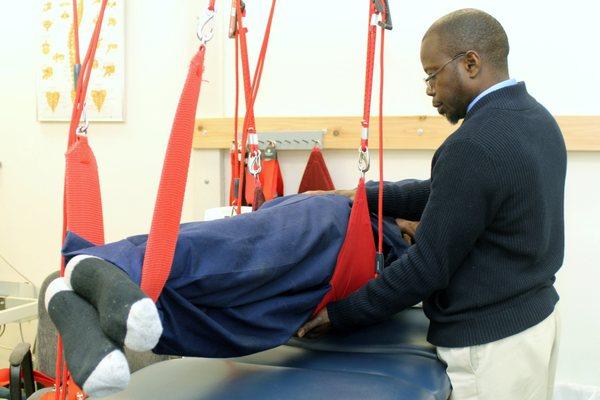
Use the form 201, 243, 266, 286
139, 0, 215, 301
360, 1, 377, 151
139, 46, 206, 302
250, 0, 276, 104
261, 159, 284, 200
244, 158, 283, 205
246, 0, 277, 209
317, 0, 391, 310
64, 136, 105, 246
57, 2, 108, 398
251, 179, 266, 211
62, 0, 109, 249
67, 1, 108, 147
140, 45, 206, 301
377, 23, 385, 255
359, 1, 387, 270
234, 0, 277, 214
298, 147, 335, 193
244, 168, 256, 205
229, 32, 241, 206
314, 0, 386, 306
233, 0, 253, 212
314, 178, 376, 313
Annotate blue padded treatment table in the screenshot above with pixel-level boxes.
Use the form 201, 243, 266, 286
100, 308, 450, 400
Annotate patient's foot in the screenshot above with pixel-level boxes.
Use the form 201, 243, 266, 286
65, 255, 163, 352
45, 277, 129, 397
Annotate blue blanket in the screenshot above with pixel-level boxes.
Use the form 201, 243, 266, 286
63, 194, 408, 357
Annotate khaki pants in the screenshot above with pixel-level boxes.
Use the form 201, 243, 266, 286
437, 308, 561, 400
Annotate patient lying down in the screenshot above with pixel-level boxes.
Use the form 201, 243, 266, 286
46, 194, 412, 397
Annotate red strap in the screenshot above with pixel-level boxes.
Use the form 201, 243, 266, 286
244, 168, 257, 205
58, 2, 109, 397
360, 1, 378, 151
67, 1, 108, 148
314, 178, 376, 313
62, 0, 108, 251
261, 158, 284, 200
140, 46, 206, 302
64, 136, 105, 246
359, 1, 387, 257
252, 179, 266, 211
298, 147, 335, 193
244, 158, 283, 205
234, 0, 277, 214
233, 2, 254, 212
377, 23, 386, 254
229, 32, 241, 206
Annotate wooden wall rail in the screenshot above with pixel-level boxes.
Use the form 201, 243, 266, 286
193, 116, 600, 151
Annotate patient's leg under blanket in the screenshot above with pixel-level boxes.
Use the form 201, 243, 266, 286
62, 194, 409, 358
54, 194, 408, 396
63, 195, 352, 358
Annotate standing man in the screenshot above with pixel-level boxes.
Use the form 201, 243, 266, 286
299, 9, 566, 400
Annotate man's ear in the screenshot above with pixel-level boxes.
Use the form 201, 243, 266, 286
464, 50, 481, 78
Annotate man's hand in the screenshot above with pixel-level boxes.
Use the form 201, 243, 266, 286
296, 308, 331, 338
303, 189, 356, 202
395, 218, 420, 245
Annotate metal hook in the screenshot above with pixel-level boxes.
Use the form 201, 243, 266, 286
76, 103, 89, 136
373, 0, 393, 30
358, 147, 370, 174
197, 9, 216, 45
248, 149, 262, 176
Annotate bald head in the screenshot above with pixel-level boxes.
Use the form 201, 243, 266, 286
424, 9, 509, 75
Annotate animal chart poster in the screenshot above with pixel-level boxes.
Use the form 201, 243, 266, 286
37, 0, 124, 121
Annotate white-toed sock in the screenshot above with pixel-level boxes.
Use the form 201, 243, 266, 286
65, 255, 163, 352
45, 277, 130, 397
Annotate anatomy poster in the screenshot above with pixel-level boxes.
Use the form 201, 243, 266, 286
37, 0, 124, 121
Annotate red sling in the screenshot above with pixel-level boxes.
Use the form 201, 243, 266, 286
298, 147, 335, 193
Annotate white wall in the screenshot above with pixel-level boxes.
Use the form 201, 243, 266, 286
1, 0, 599, 388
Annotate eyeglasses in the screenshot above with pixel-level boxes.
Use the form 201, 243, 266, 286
424, 52, 467, 90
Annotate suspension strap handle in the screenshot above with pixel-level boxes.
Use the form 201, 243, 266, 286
58, 3, 110, 398
358, 1, 378, 173
358, 0, 391, 273
140, 1, 217, 303
234, 0, 278, 214
375, 0, 389, 261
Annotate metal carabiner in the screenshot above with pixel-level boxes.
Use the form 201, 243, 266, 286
76, 104, 89, 136
373, 0, 393, 30
197, 8, 216, 45
358, 146, 370, 175
248, 149, 262, 176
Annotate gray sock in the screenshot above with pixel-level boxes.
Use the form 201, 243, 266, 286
64, 255, 163, 352
45, 277, 129, 397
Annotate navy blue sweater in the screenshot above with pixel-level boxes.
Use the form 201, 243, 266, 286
327, 83, 567, 347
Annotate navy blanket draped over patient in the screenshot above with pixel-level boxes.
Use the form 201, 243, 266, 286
63, 194, 408, 358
